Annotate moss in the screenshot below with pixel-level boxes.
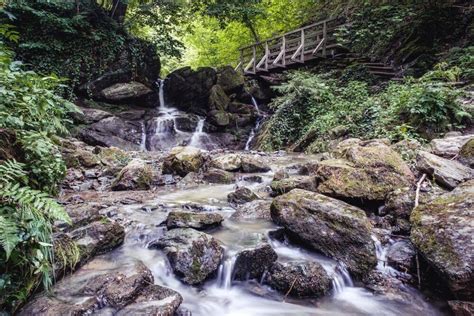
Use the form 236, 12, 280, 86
137, 165, 153, 189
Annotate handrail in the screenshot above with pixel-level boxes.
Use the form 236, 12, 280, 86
239, 17, 338, 51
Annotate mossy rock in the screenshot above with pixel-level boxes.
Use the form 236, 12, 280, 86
459, 138, 474, 167
410, 180, 474, 300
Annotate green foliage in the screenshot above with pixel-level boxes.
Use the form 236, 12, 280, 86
6, 0, 158, 96
442, 46, 474, 81
0, 24, 74, 312
260, 68, 470, 152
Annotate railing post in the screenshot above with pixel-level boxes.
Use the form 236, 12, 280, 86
322, 21, 327, 57
300, 29, 305, 62
252, 45, 256, 74
265, 41, 269, 70
282, 35, 286, 67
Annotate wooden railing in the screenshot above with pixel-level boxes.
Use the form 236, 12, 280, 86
236, 18, 344, 75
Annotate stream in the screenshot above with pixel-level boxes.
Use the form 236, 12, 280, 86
56, 154, 443, 316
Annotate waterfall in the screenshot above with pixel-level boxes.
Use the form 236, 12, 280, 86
331, 262, 354, 295
245, 97, 262, 151
189, 118, 205, 148
216, 254, 237, 290
140, 121, 147, 151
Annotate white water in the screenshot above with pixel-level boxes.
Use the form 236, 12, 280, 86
245, 97, 263, 151
146, 79, 216, 151
140, 121, 147, 151
57, 154, 442, 316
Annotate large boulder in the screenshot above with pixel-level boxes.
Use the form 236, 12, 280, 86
74, 107, 112, 124
410, 180, 474, 299
111, 158, 153, 191
233, 243, 278, 280
203, 168, 235, 184
207, 110, 230, 127
227, 187, 259, 204
210, 153, 242, 171
315, 140, 415, 202
79, 116, 143, 151
162, 146, 205, 177
165, 211, 223, 230
264, 261, 332, 298
270, 175, 317, 196
164, 67, 217, 115
149, 228, 224, 285
241, 155, 271, 173
387, 240, 416, 273
271, 189, 377, 278
448, 301, 474, 316
99, 81, 154, 105
416, 151, 474, 190
216, 66, 245, 94
459, 138, 474, 167
20, 260, 181, 316
208, 85, 230, 111
430, 134, 473, 158
230, 200, 272, 220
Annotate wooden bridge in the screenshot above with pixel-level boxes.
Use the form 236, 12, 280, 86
236, 18, 344, 75
236, 18, 400, 79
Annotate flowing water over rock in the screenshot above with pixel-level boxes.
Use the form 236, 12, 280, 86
245, 97, 263, 151
147, 80, 217, 151
55, 154, 443, 316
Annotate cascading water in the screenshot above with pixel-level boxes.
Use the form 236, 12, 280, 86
140, 121, 147, 151
331, 262, 354, 294
245, 97, 263, 151
189, 118, 215, 150
216, 254, 237, 290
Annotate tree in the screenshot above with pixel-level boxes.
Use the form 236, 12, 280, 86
193, 0, 264, 43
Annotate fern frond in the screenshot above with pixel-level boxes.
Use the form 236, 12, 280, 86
0, 215, 21, 259
0, 159, 28, 185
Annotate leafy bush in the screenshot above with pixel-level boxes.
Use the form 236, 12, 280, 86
259, 68, 470, 152
0, 23, 76, 312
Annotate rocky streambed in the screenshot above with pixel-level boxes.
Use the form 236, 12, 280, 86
19, 132, 474, 315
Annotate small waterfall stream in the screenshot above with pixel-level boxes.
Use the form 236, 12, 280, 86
245, 97, 263, 151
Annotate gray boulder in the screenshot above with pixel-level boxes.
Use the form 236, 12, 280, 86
410, 180, 474, 299
459, 138, 474, 167
227, 187, 259, 204
416, 151, 474, 189
217, 65, 245, 93
270, 175, 317, 196
233, 243, 278, 280
99, 81, 154, 104
162, 146, 205, 177
387, 240, 416, 273
430, 134, 473, 158
231, 200, 272, 220
166, 211, 223, 230
203, 168, 235, 184
111, 158, 153, 191
264, 261, 332, 298
149, 228, 224, 285
241, 155, 271, 173
271, 189, 377, 279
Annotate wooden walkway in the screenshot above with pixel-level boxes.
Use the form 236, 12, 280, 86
236, 18, 344, 75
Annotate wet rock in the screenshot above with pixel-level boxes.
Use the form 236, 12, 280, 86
208, 110, 230, 127
116, 284, 183, 316
203, 168, 235, 184
99, 81, 154, 104
111, 158, 153, 191
166, 211, 223, 230
164, 67, 217, 115
162, 146, 205, 177
242, 175, 263, 183
410, 180, 474, 299
20, 260, 176, 316
316, 140, 415, 202
228, 187, 259, 204
270, 175, 317, 196
208, 85, 230, 111
174, 114, 199, 132
79, 116, 143, 151
149, 228, 224, 285
387, 241, 416, 273
264, 261, 332, 298
459, 138, 474, 167
217, 65, 245, 94
71, 219, 125, 258
233, 243, 277, 281
241, 155, 271, 173
430, 134, 473, 158
231, 200, 272, 220
271, 189, 377, 279
74, 107, 112, 124
448, 301, 474, 316
416, 151, 474, 190
210, 153, 242, 171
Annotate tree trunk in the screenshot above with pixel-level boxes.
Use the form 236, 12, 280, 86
111, 0, 128, 24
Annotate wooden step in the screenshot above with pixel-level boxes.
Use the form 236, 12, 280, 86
369, 70, 397, 76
